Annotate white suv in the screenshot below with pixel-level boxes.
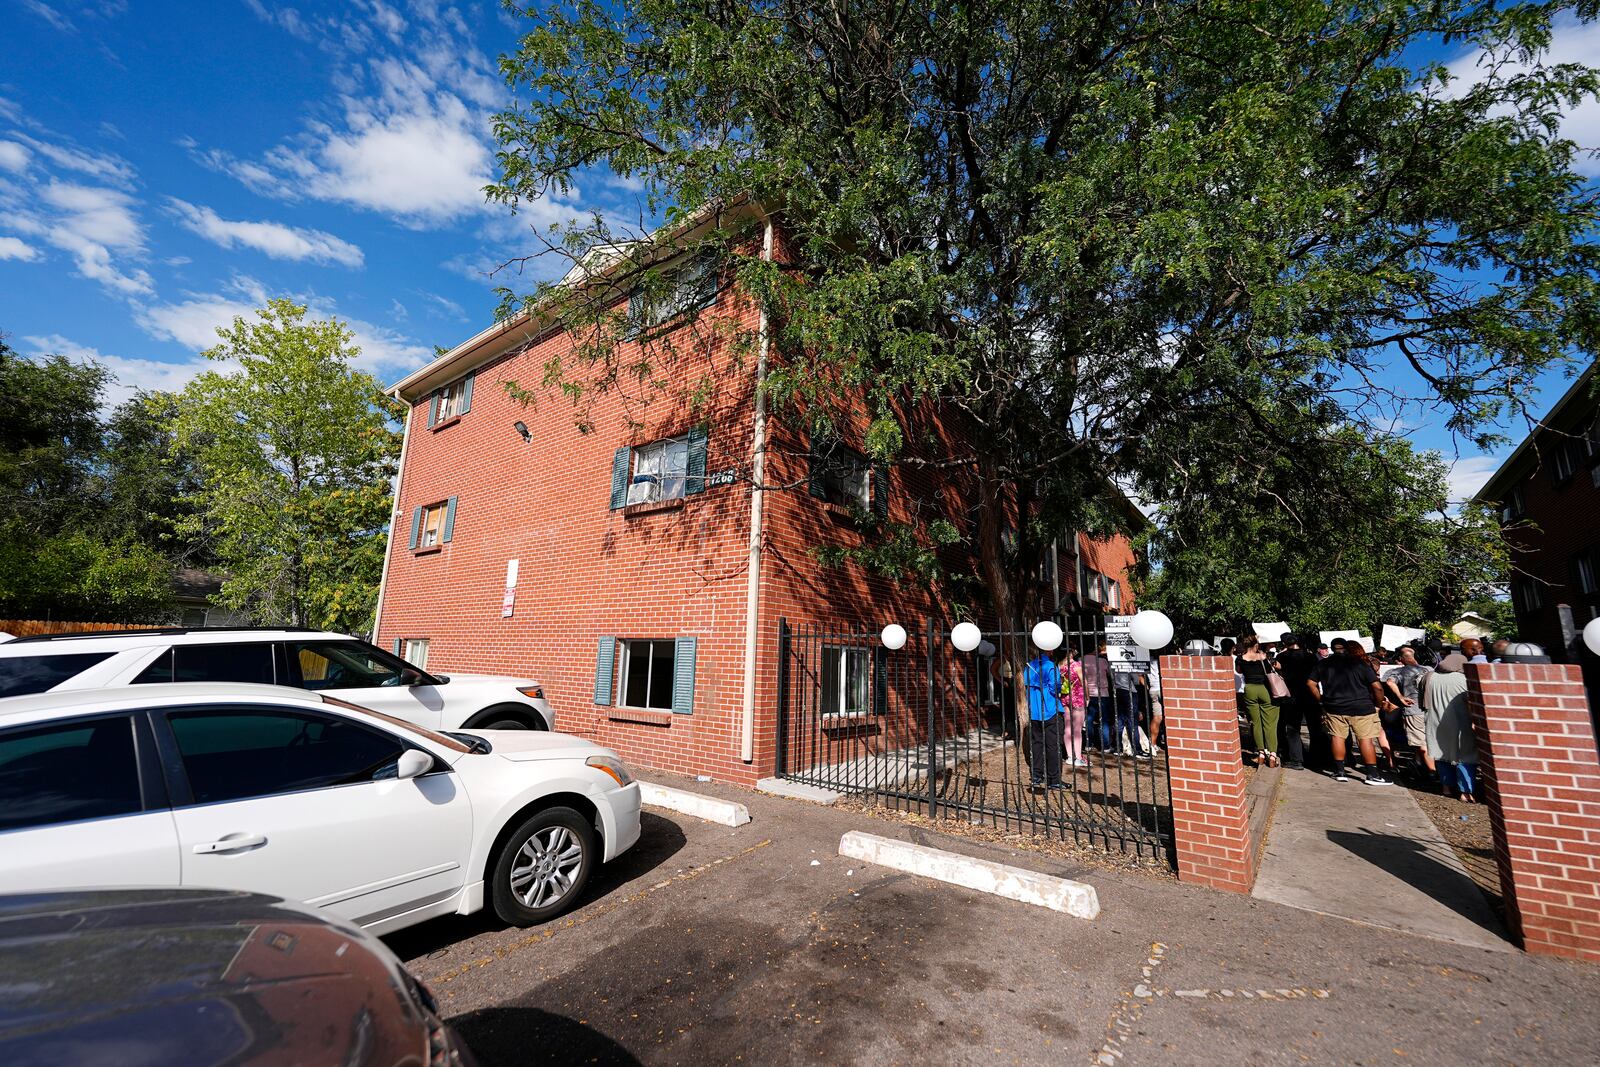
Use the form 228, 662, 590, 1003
0, 628, 554, 733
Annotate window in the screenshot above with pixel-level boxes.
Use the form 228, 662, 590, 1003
627, 252, 718, 335
629, 435, 690, 505
1500, 486, 1525, 524
165, 708, 407, 805
133, 643, 276, 686
0, 653, 115, 698
1553, 440, 1577, 484
1511, 579, 1543, 614
407, 497, 457, 549
402, 639, 429, 670
420, 502, 448, 547
821, 646, 870, 716
619, 639, 676, 710
287, 641, 413, 690
809, 439, 870, 509
1573, 549, 1600, 597
0, 716, 142, 832
1106, 577, 1122, 611
427, 372, 475, 427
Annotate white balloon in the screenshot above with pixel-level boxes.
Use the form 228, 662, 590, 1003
1584, 617, 1600, 656
881, 623, 907, 650
1129, 610, 1174, 651
950, 622, 982, 652
1031, 621, 1064, 651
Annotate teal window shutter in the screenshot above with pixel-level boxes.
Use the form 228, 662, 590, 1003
873, 645, 888, 715
391, 638, 402, 656
871, 462, 889, 519
460, 372, 475, 414
594, 636, 616, 706
428, 392, 439, 427
685, 426, 708, 494
408, 506, 423, 549
808, 438, 827, 498
609, 447, 631, 509
442, 496, 457, 542
671, 636, 697, 715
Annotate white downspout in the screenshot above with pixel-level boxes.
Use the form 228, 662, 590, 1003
740, 217, 775, 763
370, 395, 414, 643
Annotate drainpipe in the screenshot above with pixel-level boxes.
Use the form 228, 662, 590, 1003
740, 217, 776, 763
370, 395, 414, 643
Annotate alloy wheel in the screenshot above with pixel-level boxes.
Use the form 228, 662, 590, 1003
508, 826, 584, 909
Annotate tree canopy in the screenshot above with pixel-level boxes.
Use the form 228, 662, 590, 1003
488, 0, 1598, 628
167, 300, 403, 632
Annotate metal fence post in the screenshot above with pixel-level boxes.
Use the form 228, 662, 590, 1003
926, 617, 938, 820
775, 618, 790, 777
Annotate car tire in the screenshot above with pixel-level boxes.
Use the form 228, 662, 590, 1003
490, 807, 596, 926
473, 705, 547, 731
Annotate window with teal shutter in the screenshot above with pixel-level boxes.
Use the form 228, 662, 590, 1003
871, 462, 889, 518
442, 497, 457, 542
408, 506, 423, 549
593, 636, 616, 705
671, 636, 697, 715
460, 371, 474, 414
685, 426, 708, 494
427, 393, 440, 427
609, 447, 631, 509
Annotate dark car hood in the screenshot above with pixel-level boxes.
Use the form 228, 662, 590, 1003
0, 889, 425, 1067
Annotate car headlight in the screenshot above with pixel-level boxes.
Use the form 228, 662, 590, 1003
517, 685, 545, 700
585, 754, 634, 787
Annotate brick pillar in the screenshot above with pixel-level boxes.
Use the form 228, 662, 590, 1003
1160, 655, 1254, 893
1468, 662, 1600, 963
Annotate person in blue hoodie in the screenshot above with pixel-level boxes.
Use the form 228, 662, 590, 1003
1024, 649, 1064, 789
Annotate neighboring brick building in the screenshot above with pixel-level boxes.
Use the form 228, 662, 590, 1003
373, 209, 1142, 785
1474, 364, 1600, 660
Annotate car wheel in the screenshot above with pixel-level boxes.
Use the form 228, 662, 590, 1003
474, 705, 546, 731
490, 807, 596, 926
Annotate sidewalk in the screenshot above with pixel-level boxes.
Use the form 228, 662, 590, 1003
1252, 768, 1511, 952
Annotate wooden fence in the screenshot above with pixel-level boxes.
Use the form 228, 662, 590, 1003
0, 620, 165, 639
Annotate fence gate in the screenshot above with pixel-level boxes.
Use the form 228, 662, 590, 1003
776, 617, 1175, 864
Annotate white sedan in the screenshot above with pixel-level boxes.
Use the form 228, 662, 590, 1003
0, 683, 641, 935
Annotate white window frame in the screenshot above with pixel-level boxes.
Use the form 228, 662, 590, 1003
820, 644, 870, 717
1553, 441, 1577, 483
1106, 577, 1122, 610
436, 379, 467, 421
618, 638, 676, 711
628, 435, 691, 505
628, 253, 718, 335
813, 441, 870, 509
402, 638, 430, 669
418, 502, 448, 547
1500, 486, 1525, 524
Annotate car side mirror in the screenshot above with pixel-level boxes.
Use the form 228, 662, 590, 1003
396, 750, 433, 780
399, 668, 424, 686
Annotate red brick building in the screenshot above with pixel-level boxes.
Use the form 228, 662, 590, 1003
1474, 364, 1600, 660
373, 209, 1141, 785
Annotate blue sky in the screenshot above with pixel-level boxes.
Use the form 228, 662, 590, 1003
0, 0, 1595, 504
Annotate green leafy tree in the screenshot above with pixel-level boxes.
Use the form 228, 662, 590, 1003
0, 338, 175, 621
168, 301, 403, 632
488, 0, 1600, 632
1137, 431, 1509, 636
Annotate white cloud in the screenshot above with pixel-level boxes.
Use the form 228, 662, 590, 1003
168, 198, 364, 267
1446, 454, 1504, 504
0, 141, 30, 173
21, 1, 74, 32
0, 236, 39, 261
135, 276, 432, 375
12, 133, 135, 188
3, 181, 153, 295
20, 334, 209, 409
1443, 16, 1600, 176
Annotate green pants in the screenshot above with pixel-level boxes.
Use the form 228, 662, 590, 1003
1243, 683, 1279, 755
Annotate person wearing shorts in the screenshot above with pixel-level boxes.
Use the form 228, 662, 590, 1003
1390, 646, 1434, 782
1308, 645, 1391, 785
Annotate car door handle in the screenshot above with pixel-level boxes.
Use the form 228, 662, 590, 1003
193, 834, 267, 854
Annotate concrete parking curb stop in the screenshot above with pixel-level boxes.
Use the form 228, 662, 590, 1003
838, 830, 1100, 919
638, 782, 752, 826
754, 777, 841, 805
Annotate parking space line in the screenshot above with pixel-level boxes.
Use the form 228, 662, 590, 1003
427, 839, 773, 986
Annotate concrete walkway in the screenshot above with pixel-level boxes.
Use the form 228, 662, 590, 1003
1252, 769, 1511, 952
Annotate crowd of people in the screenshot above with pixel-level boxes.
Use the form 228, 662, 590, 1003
1223, 632, 1492, 798
1019, 631, 1496, 798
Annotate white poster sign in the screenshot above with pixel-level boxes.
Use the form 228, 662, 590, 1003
1319, 629, 1361, 648
1252, 621, 1291, 643
1379, 624, 1425, 650
1106, 615, 1150, 673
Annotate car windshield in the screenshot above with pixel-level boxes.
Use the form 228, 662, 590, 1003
318, 695, 471, 753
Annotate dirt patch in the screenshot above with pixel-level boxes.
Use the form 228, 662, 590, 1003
1407, 782, 1501, 915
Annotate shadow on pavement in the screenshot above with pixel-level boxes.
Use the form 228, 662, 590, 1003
1327, 827, 1507, 938
452, 1006, 643, 1066
384, 812, 688, 960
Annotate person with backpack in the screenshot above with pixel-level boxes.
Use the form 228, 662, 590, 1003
1059, 646, 1088, 769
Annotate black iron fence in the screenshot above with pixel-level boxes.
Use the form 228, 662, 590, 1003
776, 616, 1174, 864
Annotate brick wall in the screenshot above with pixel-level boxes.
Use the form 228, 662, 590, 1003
1468, 662, 1600, 962
1160, 655, 1255, 893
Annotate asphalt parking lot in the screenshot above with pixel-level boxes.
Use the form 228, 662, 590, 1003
384, 774, 1600, 1066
